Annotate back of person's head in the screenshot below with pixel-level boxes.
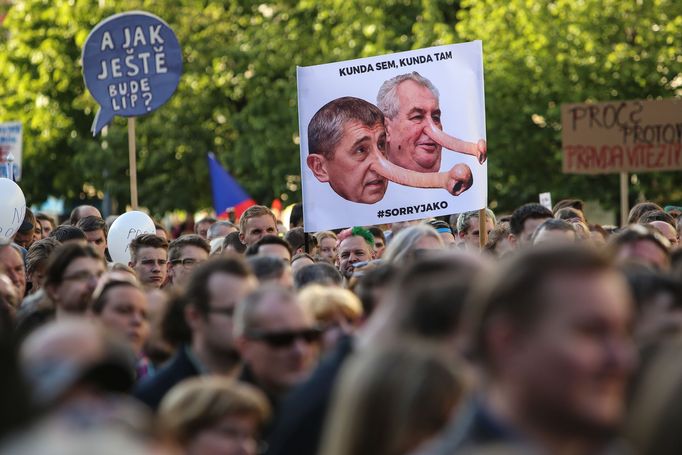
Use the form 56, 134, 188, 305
554, 207, 586, 223
608, 224, 671, 270
76, 215, 107, 235
509, 203, 553, 236
293, 262, 343, 290
247, 255, 289, 282
159, 376, 270, 447
351, 262, 396, 316
168, 234, 210, 263
222, 231, 247, 254
245, 235, 292, 258
552, 199, 584, 214
628, 202, 663, 225
531, 218, 577, 243
26, 238, 61, 282
207, 220, 236, 240
298, 284, 363, 325
284, 227, 306, 253
290, 203, 304, 228
382, 224, 442, 264
484, 222, 511, 256
320, 342, 463, 455
638, 209, 676, 227
68, 205, 101, 226
129, 234, 169, 264
48, 225, 87, 243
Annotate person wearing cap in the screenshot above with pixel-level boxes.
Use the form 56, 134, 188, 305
427, 220, 456, 246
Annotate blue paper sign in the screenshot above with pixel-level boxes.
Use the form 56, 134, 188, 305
82, 11, 183, 135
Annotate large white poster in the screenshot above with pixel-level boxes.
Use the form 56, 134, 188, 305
297, 41, 487, 232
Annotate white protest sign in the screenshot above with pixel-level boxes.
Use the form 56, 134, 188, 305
297, 41, 487, 232
539, 192, 552, 211
107, 211, 156, 264
0, 122, 22, 181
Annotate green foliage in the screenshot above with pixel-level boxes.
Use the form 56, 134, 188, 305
0, 0, 679, 217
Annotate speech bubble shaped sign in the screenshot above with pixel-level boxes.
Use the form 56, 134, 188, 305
82, 11, 183, 135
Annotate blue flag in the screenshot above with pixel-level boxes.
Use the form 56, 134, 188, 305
207, 152, 254, 218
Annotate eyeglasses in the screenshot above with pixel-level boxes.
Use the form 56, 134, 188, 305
170, 258, 204, 268
245, 328, 322, 348
63, 270, 104, 282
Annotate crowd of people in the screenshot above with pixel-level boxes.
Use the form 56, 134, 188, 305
1, 198, 682, 455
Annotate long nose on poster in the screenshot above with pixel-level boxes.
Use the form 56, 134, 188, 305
0, 178, 26, 240
82, 11, 183, 135
107, 211, 156, 264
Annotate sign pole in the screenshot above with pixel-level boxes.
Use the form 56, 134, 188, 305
128, 117, 138, 210
620, 172, 629, 227
479, 207, 487, 250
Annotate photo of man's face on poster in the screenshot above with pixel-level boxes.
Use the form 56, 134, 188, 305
306, 97, 389, 204
377, 72, 443, 173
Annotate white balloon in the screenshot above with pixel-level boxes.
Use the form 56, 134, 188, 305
107, 211, 156, 264
0, 178, 26, 240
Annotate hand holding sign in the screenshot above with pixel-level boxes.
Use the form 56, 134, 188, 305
107, 211, 156, 264
82, 11, 182, 135
0, 178, 26, 239
424, 117, 487, 164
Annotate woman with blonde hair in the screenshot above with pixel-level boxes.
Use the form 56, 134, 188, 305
320, 342, 464, 455
298, 284, 363, 352
159, 376, 270, 455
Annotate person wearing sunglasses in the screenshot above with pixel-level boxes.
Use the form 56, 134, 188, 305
167, 234, 210, 288
234, 285, 321, 421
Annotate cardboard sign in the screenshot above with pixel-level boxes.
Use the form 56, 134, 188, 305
297, 41, 488, 232
562, 98, 682, 174
0, 122, 22, 180
82, 11, 183, 135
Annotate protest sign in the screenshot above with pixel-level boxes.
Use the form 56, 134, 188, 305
82, 11, 183, 135
0, 122, 22, 181
0, 178, 26, 239
297, 41, 487, 232
562, 98, 682, 174
539, 192, 552, 211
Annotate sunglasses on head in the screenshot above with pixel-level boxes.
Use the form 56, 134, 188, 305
246, 328, 322, 348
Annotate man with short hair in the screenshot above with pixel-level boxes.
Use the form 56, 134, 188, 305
207, 220, 238, 241
248, 256, 294, 289
0, 241, 26, 299
531, 219, 577, 245
434, 246, 635, 454
134, 257, 257, 410
609, 224, 671, 271
48, 225, 87, 244
195, 217, 217, 239
245, 235, 293, 262
167, 234, 210, 287
239, 205, 278, 247
35, 213, 56, 238
456, 209, 496, 250
335, 227, 375, 279
128, 234, 169, 289
235, 285, 320, 408
68, 205, 102, 226
75, 216, 108, 258
368, 227, 387, 257
508, 203, 553, 248
284, 227, 306, 256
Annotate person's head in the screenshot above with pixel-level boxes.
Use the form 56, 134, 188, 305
35, 213, 56, 238
159, 377, 270, 455
627, 202, 663, 225
609, 224, 671, 271
290, 253, 315, 277
555, 207, 587, 224
589, 224, 608, 246
128, 234, 169, 289
553, 199, 585, 214
44, 243, 106, 315
223, 231, 247, 255
377, 72, 442, 173
48, 225, 88, 244
298, 284, 362, 352
456, 209, 496, 249
247, 256, 293, 289
168, 235, 210, 287
89, 272, 149, 354
382, 224, 443, 264
425, 220, 455, 247
289, 203, 304, 229
531, 218, 577, 245
195, 217, 217, 239
509, 203, 553, 247
245, 235, 292, 262
235, 285, 320, 396
154, 221, 169, 241
649, 220, 679, 248
314, 231, 338, 263
320, 343, 463, 455
335, 227, 375, 278
13, 208, 38, 249
466, 246, 635, 439
638, 209, 676, 227
293, 262, 343, 290
351, 262, 396, 317
239, 206, 277, 247
76, 216, 108, 258
484, 222, 513, 257
0, 242, 26, 298
283, 227, 305, 256
183, 257, 258, 362
367, 227, 387, 257
306, 97, 388, 204
68, 205, 102, 226
207, 221, 238, 241
25, 238, 60, 294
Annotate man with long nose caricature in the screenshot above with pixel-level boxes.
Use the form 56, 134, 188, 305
307, 96, 475, 204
